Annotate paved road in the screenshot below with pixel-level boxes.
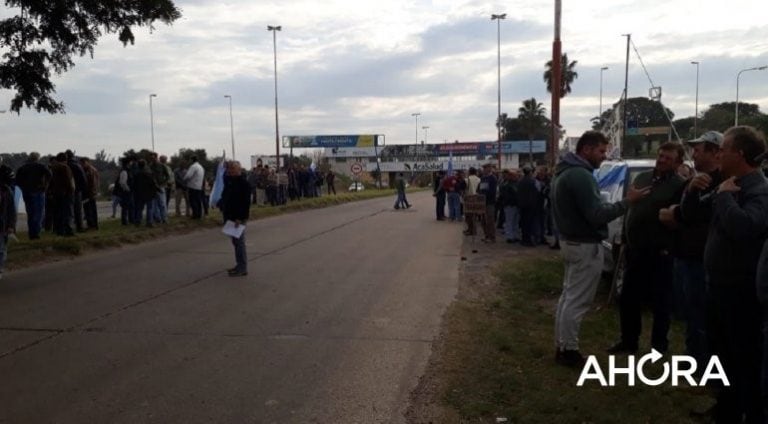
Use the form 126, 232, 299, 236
0, 192, 461, 423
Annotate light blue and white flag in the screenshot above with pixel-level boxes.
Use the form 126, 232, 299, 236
209, 160, 226, 208
13, 186, 22, 212
446, 151, 454, 176
595, 164, 627, 203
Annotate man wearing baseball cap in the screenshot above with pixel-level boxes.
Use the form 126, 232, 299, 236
659, 130, 724, 373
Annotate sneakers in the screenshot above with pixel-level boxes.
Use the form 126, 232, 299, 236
555, 349, 586, 368
606, 341, 639, 354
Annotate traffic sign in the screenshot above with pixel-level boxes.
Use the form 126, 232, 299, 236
351, 163, 363, 175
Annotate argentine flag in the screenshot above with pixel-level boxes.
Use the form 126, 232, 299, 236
209, 160, 226, 209
595, 164, 627, 203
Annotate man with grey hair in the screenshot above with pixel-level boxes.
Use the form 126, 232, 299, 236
15, 152, 51, 239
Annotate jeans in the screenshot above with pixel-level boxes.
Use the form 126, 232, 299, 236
555, 241, 603, 350
447, 192, 461, 221
503, 206, 520, 241
52, 194, 74, 236
674, 258, 708, 365
231, 231, 247, 272
135, 198, 156, 226
394, 191, 410, 208
175, 189, 189, 216
22, 191, 45, 239
153, 189, 167, 223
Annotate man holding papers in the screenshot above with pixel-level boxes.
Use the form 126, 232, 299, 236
221, 161, 251, 277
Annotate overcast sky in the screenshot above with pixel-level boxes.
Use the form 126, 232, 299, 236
1, 0, 767, 164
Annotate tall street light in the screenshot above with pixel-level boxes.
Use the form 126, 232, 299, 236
599, 66, 608, 126
268, 25, 282, 168
422, 126, 430, 145
224, 95, 235, 159
736, 65, 767, 126
149, 93, 157, 151
491, 13, 506, 170
691, 61, 699, 137
411, 112, 421, 145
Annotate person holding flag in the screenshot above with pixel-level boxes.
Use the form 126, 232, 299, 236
221, 161, 251, 277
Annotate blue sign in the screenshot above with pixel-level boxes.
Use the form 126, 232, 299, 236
284, 135, 378, 148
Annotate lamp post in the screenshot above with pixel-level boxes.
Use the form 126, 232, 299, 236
599, 66, 608, 126
149, 93, 157, 151
492, 13, 506, 170
268, 25, 282, 168
224, 95, 235, 159
736, 65, 767, 126
411, 112, 421, 145
422, 126, 430, 145
691, 61, 699, 137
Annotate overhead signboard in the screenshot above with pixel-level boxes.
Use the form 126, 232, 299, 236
432, 141, 547, 156
324, 147, 379, 158
283, 134, 383, 148
365, 160, 494, 172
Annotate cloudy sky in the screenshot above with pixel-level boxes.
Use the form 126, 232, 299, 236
1, 0, 767, 164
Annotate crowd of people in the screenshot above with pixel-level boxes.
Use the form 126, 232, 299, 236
431, 161, 561, 249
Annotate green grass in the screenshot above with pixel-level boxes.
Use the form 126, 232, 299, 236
439, 256, 713, 423
8, 189, 408, 270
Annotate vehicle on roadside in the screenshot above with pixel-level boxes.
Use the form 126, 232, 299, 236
348, 182, 365, 192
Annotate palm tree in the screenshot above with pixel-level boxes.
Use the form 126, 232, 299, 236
543, 53, 579, 98
518, 98, 548, 164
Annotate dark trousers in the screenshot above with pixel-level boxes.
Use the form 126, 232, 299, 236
435, 191, 446, 219
520, 207, 533, 243
22, 192, 45, 239
762, 306, 768, 422
231, 232, 247, 272
119, 194, 133, 225
83, 196, 98, 229
707, 283, 763, 424
72, 190, 84, 231
52, 194, 74, 236
618, 247, 674, 352
674, 258, 708, 365
188, 189, 203, 219
327, 182, 336, 195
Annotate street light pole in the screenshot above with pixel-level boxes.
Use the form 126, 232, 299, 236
149, 93, 157, 151
736, 65, 767, 126
224, 95, 235, 159
691, 61, 699, 137
422, 126, 430, 145
268, 25, 282, 168
411, 112, 420, 145
599, 66, 608, 126
492, 13, 506, 170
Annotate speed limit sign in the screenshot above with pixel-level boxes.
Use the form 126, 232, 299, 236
350, 163, 363, 175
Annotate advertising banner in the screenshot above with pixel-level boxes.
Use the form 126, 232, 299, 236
323, 147, 379, 158
284, 135, 380, 148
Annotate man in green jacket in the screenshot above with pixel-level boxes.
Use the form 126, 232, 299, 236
551, 131, 648, 367
607, 142, 687, 355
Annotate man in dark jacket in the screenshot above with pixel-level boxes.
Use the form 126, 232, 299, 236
49, 153, 75, 236
608, 142, 686, 355
15, 152, 51, 239
478, 164, 498, 242
0, 164, 17, 279
659, 131, 724, 368
705, 126, 767, 423
517, 166, 541, 246
221, 161, 251, 277
499, 169, 520, 243
79, 157, 100, 230
65, 150, 87, 232
551, 131, 648, 367
132, 160, 159, 227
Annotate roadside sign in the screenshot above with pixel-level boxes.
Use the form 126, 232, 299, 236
351, 163, 363, 175
463, 194, 486, 214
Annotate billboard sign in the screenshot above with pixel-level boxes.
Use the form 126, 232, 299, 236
324, 147, 379, 158
283, 135, 381, 148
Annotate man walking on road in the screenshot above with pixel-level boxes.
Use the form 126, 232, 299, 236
221, 161, 251, 277
15, 152, 51, 239
551, 131, 648, 367
393, 172, 410, 209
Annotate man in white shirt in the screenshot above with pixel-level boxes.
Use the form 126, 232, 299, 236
463, 167, 481, 236
184, 155, 205, 219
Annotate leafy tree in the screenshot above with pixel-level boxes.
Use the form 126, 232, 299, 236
544, 53, 578, 98
518, 97, 549, 164
0, 1, 181, 113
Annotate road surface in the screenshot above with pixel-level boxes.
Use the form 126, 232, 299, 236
0, 191, 461, 423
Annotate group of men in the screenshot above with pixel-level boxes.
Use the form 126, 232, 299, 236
552, 127, 768, 423
432, 163, 561, 249
246, 163, 338, 207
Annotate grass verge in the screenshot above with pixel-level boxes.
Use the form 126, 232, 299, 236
436, 255, 713, 423
8, 189, 406, 270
